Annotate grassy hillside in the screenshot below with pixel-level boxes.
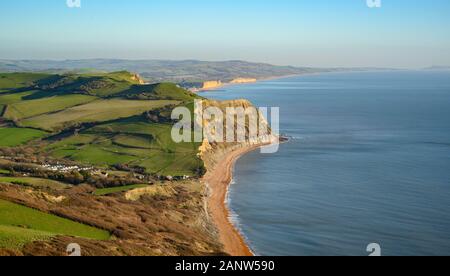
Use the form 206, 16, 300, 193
0, 199, 110, 249
119, 82, 198, 101
0, 71, 204, 177
25, 71, 144, 98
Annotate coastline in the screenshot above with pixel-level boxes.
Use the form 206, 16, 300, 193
195, 69, 400, 93
203, 144, 266, 256
195, 74, 301, 92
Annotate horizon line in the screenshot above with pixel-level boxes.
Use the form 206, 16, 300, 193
1, 58, 445, 71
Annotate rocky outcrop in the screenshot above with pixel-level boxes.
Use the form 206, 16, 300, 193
131, 73, 146, 85
125, 185, 177, 201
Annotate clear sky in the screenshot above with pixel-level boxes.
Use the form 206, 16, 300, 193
1, 0, 449, 68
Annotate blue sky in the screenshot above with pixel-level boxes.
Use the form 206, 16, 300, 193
1, 0, 449, 68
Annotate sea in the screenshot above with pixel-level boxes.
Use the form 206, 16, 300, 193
201, 70, 450, 256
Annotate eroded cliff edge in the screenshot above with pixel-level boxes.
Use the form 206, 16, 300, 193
198, 99, 278, 170
197, 99, 278, 256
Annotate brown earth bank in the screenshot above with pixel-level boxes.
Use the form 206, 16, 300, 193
0, 182, 226, 256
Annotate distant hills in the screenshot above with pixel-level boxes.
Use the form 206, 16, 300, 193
0, 59, 391, 84
424, 66, 450, 71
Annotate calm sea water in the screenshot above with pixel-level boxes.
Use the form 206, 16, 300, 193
201, 71, 450, 256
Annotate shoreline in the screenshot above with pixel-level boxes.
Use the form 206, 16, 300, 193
195, 72, 344, 92
203, 144, 267, 256
196, 69, 401, 93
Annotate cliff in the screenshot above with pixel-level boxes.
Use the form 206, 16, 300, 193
202, 80, 223, 90
130, 73, 146, 85
229, 78, 257, 84
196, 99, 277, 170
187, 78, 256, 92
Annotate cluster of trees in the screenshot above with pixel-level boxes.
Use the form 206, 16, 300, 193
86, 175, 144, 189
112, 164, 147, 175
194, 163, 207, 177
144, 105, 177, 123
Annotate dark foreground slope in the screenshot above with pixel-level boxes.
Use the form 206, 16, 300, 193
0, 180, 223, 256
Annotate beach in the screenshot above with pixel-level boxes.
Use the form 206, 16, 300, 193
203, 144, 265, 256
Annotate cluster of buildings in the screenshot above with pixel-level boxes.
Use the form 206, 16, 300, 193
40, 163, 94, 173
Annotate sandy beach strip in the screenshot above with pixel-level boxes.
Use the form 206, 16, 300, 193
203, 144, 266, 256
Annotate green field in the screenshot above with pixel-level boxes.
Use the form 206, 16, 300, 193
90, 117, 201, 152
94, 184, 149, 196
0, 169, 10, 175
20, 99, 179, 131
0, 127, 47, 147
113, 134, 153, 149
0, 177, 69, 190
0, 199, 110, 249
51, 142, 139, 166
0, 225, 54, 250
4, 94, 97, 120
0, 91, 36, 105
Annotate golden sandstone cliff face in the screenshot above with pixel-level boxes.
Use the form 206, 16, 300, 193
200, 78, 256, 90
230, 78, 257, 84
196, 99, 277, 170
202, 80, 223, 90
